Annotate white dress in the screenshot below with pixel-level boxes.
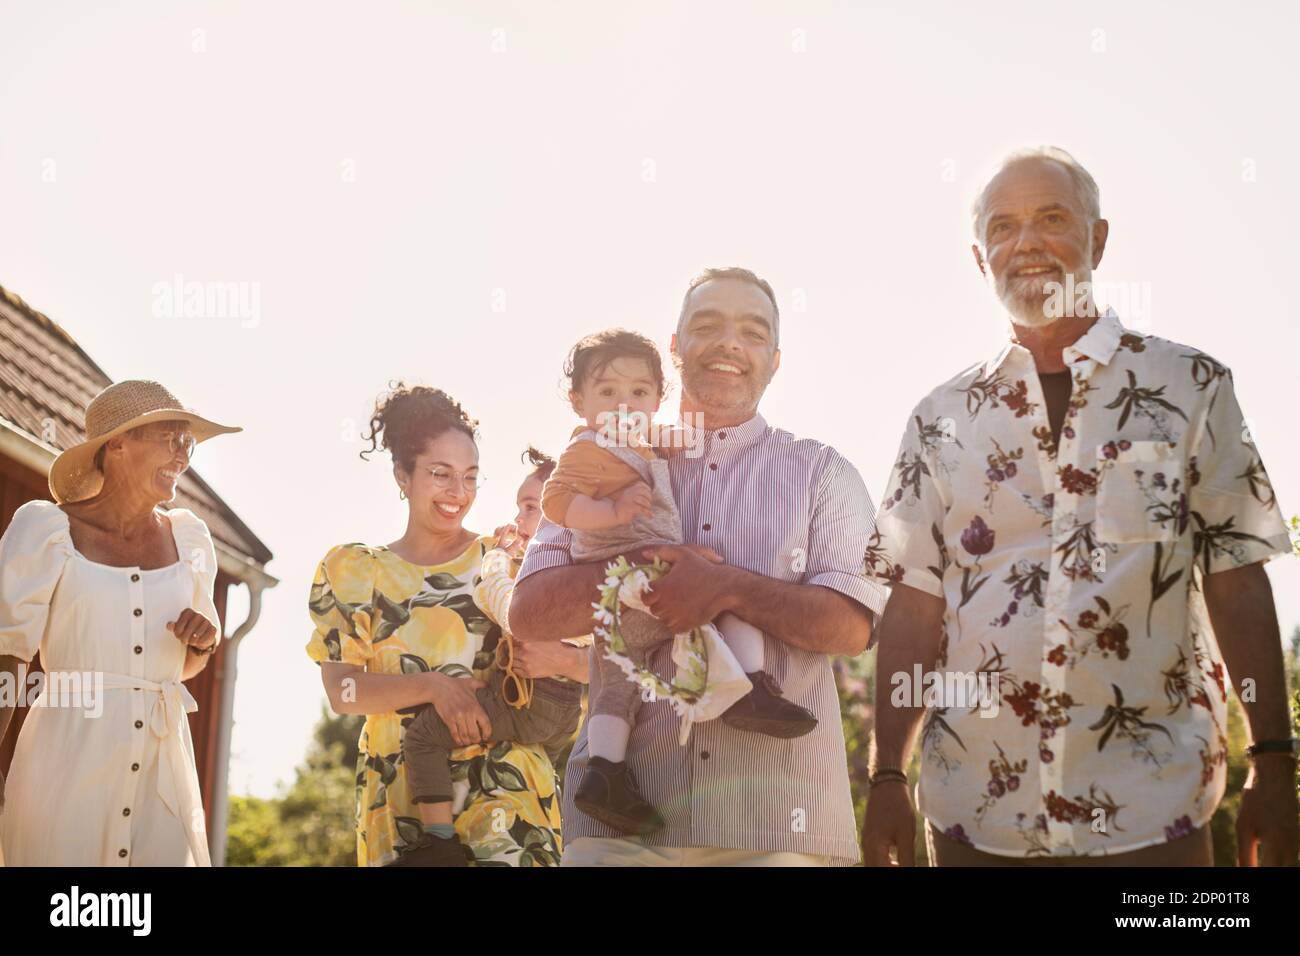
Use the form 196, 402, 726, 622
0, 500, 220, 866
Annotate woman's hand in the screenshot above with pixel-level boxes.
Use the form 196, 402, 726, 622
428, 673, 492, 747
167, 608, 218, 653
510, 642, 583, 681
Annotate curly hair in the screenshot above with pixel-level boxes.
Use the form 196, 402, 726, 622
521, 445, 556, 484
562, 328, 666, 402
359, 382, 478, 473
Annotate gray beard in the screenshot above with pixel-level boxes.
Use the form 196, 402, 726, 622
1003, 295, 1061, 328
997, 270, 1094, 329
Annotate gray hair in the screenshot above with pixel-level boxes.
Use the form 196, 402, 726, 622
971, 146, 1101, 240
677, 267, 780, 346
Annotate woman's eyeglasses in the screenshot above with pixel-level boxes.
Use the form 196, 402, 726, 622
424, 466, 484, 492
136, 429, 197, 460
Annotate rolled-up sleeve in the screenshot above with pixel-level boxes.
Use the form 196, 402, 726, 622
804, 448, 888, 620
514, 517, 576, 587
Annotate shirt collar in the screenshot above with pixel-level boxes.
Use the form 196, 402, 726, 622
991, 308, 1126, 374
1064, 308, 1124, 366
684, 410, 768, 448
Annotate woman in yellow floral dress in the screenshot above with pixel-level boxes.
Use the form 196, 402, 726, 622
306, 385, 563, 866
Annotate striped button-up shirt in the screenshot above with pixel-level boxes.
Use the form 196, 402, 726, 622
516, 411, 887, 862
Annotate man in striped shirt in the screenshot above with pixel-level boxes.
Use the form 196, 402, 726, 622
509, 267, 888, 865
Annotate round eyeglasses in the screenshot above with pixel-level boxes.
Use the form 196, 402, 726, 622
424, 466, 484, 492
136, 429, 197, 460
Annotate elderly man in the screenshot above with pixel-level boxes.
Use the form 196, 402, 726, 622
862, 147, 1298, 866
509, 267, 886, 866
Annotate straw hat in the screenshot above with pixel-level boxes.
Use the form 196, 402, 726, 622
49, 380, 241, 504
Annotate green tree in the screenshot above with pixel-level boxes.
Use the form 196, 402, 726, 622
225, 708, 362, 866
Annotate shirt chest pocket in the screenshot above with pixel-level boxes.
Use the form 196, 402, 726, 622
1094, 440, 1184, 544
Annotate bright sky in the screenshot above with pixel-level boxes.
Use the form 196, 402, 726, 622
1, 1, 1296, 797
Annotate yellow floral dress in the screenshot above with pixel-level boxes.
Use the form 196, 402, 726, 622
306, 536, 564, 867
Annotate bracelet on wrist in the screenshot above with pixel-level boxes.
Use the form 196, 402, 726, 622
1245, 737, 1299, 759
868, 767, 909, 788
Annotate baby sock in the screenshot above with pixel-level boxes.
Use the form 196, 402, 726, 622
588, 714, 631, 763
718, 612, 765, 673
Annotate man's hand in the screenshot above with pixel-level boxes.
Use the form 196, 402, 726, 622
861, 781, 917, 866
862, 584, 943, 865
639, 544, 733, 633
1236, 759, 1300, 866
1203, 563, 1296, 866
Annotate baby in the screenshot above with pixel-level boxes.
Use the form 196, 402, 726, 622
541, 328, 817, 837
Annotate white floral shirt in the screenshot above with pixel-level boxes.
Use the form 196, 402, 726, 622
868, 311, 1291, 857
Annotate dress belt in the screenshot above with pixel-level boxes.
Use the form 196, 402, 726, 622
91, 671, 210, 866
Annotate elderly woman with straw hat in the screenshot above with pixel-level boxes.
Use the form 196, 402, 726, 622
0, 380, 239, 866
